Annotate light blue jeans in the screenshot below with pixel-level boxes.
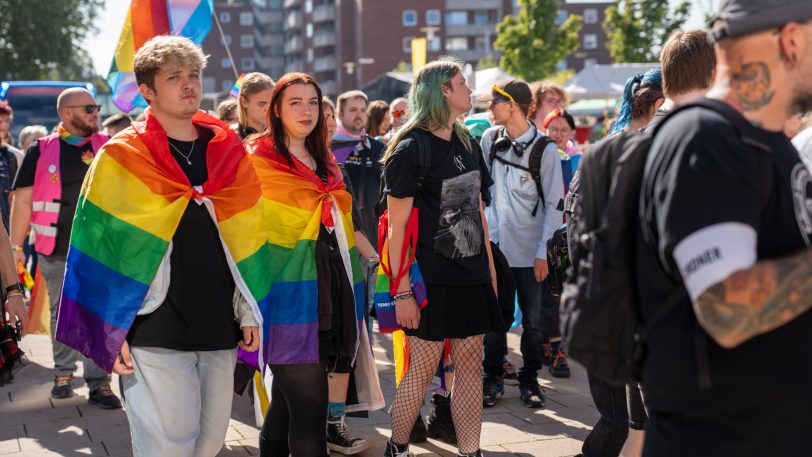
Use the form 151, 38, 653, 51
121, 347, 238, 457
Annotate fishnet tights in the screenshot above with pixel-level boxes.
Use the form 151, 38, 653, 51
390, 335, 485, 454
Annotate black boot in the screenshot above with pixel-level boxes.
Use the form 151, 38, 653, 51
426, 393, 457, 444
409, 413, 428, 443
259, 434, 289, 457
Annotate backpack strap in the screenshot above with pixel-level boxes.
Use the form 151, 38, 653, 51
410, 129, 433, 204
489, 126, 555, 216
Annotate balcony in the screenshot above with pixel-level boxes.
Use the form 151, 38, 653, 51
284, 36, 303, 54
283, 0, 301, 8
320, 80, 337, 95
313, 55, 337, 72
285, 59, 303, 73
255, 30, 284, 48
446, 23, 497, 37
312, 5, 335, 22
313, 31, 335, 48
446, 0, 500, 9
285, 10, 302, 29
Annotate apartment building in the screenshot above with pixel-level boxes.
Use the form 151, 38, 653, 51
559, 0, 613, 72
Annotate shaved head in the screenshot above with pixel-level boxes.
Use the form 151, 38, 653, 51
56, 88, 99, 136
57, 88, 95, 113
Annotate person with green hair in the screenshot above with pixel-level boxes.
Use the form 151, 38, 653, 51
381, 58, 503, 457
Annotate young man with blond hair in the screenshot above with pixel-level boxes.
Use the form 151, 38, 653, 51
55, 35, 264, 457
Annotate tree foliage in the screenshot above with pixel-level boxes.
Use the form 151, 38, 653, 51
0, 0, 104, 80
494, 0, 583, 82
603, 0, 690, 63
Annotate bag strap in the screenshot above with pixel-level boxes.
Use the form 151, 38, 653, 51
412, 129, 433, 201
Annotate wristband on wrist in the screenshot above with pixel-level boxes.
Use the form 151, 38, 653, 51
6, 291, 23, 299
5, 283, 22, 294
11, 245, 22, 252
392, 291, 414, 302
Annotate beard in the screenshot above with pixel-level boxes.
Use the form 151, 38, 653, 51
791, 90, 812, 116
71, 118, 98, 137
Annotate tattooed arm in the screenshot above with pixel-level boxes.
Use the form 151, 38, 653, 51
693, 247, 812, 349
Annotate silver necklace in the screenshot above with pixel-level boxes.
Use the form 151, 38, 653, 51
168, 138, 195, 165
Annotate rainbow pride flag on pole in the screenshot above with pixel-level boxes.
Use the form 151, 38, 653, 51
108, 0, 215, 112
55, 108, 268, 372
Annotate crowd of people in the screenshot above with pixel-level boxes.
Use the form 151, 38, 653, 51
1, 0, 812, 456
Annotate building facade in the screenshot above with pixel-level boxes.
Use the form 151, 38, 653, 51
559, 0, 613, 72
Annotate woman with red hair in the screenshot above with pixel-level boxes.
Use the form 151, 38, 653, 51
247, 73, 382, 456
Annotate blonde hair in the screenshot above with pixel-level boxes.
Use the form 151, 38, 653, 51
529, 81, 570, 119
237, 72, 275, 127
134, 35, 208, 91
336, 90, 368, 114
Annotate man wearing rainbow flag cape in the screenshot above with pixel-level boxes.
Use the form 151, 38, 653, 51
9, 88, 116, 407
55, 36, 265, 457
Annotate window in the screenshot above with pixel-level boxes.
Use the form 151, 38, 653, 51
426, 9, 441, 26
240, 34, 254, 48
474, 11, 489, 25
240, 12, 254, 26
445, 11, 467, 26
202, 76, 215, 93
402, 10, 417, 26
428, 37, 441, 52
221, 57, 232, 69
474, 36, 488, 52
583, 34, 598, 50
306, 23, 313, 37
222, 80, 233, 91
305, 0, 312, 13
584, 8, 598, 24
307, 49, 313, 62
403, 36, 414, 53
219, 12, 231, 23
221, 34, 232, 46
555, 10, 568, 25
445, 37, 468, 51
242, 57, 255, 70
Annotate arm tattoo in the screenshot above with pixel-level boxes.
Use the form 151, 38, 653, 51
695, 248, 812, 347
730, 61, 775, 111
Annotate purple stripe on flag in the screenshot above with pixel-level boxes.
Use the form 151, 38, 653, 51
264, 322, 320, 365
55, 296, 130, 373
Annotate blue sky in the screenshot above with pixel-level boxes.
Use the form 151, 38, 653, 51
84, 0, 718, 77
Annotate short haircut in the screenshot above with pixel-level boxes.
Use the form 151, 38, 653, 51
543, 108, 576, 130
659, 29, 716, 97
215, 98, 238, 122
56, 87, 95, 113
529, 81, 570, 119
18, 125, 48, 146
389, 97, 407, 111
336, 90, 368, 114
134, 35, 208, 91
102, 112, 133, 129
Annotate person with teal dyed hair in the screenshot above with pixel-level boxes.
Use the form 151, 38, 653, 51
381, 58, 504, 457
609, 67, 665, 135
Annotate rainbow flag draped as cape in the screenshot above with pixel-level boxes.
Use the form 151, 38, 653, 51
55, 108, 268, 372
248, 137, 365, 366
108, 0, 214, 112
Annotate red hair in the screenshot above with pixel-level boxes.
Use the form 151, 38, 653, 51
257, 72, 333, 176
543, 108, 575, 130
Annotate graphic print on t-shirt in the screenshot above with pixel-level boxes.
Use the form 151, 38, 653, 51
790, 162, 812, 246
435, 170, 482, 259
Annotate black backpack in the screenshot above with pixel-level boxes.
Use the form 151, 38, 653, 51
560, 98, 771, 386
489, 127, 557, 216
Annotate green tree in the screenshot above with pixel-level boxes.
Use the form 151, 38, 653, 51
494, 0, 583, 82
603, 0, 690, 63
477, 54, 498, 71
0, 0, 104, 80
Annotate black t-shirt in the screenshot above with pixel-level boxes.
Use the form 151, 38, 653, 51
638, 107, 812, 418
13, 140, 95, 257
128, 126, 240, 351
332, 136, 384, 239
384, 132, 493, 285
0, 145, 19, 229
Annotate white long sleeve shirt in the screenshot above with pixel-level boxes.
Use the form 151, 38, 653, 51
481, 122, 565, 267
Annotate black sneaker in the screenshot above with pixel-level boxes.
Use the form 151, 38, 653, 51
409, 414, 427, 443
519, 383, 545, 409
383, 439, 413, 457
426, 394, 456, 444
327, 418, 369, 455
502, 359, 519, 386
549, 347, 572, 378
51, 374, 74, 399
88, 385, 122, 409
456, 451, 484, 457
482, 378, 504, 408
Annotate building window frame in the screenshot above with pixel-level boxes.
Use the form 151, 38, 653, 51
240, 11, 254, 26
445, 11, 467, 26
403, 36, 414, 53
219, 12, 231, 23
583, 33, 598, 50
584, 8, 599, 24
240, 34, 254, 49
426, 9, 441, 26
242, 57, 256, 70
402, 10, 418, 27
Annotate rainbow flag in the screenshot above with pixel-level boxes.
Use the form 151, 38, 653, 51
55, 108, 269, 372
248, 137, 365, 366
108, 0, 215, 112
229, 73, 246, 97
25, 266, 50, 336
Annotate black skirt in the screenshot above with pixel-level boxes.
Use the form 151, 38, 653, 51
404, 282, 504, 341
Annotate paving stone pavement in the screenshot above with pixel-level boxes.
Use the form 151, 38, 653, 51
0, 329, 602, 456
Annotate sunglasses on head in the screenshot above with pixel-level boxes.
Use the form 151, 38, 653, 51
67, 104, 101, 114
491, 85, 515, 104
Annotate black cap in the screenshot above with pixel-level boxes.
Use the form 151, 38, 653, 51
710, 0, 812, 42
481, 80, 533, 105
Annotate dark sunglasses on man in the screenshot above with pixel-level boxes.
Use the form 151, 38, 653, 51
392, 109, 407, 118
67, 105, 102, 114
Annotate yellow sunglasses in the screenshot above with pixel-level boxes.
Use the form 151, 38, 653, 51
492, 85, 515, 103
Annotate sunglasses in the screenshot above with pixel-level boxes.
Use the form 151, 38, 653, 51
67, 105, 101, 114
392, 109, 407, 118
491, 85, 515, 103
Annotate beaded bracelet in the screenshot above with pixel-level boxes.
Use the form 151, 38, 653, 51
392, 291, 414, 302
6, 292, 23, 300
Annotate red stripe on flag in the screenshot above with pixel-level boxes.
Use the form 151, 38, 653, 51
131, 0, 171, 50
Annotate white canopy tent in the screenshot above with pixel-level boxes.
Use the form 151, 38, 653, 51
564, 63, 658, 101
